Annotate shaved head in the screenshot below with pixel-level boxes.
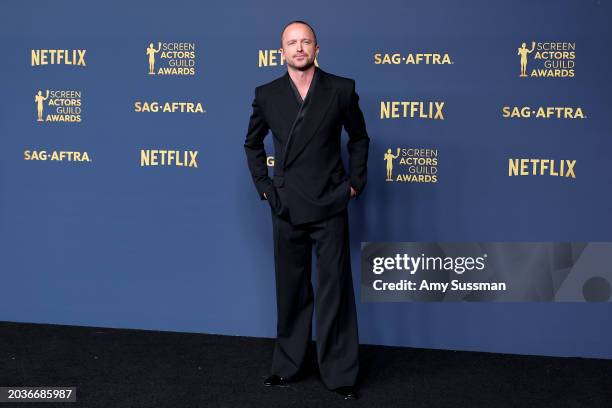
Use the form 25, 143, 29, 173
280, 20, 317, 48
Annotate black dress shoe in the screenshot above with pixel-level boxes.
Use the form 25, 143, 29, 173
263, 374, 291, 387
333, 386, 359, 400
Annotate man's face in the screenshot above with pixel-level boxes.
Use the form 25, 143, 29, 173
280, 23, 318, 71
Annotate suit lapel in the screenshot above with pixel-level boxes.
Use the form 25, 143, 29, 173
284, 67, 336, 168
273, 71, 300, 136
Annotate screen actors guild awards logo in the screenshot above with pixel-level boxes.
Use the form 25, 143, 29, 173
34, 90, 82, 123
146, 41, 196, 75
385, 148, 438, 183
517, 41, 575, 78
34, 90, 49, 122
384, 148, 400, 181
517, 42, 536, 77
146, 42, 162, 74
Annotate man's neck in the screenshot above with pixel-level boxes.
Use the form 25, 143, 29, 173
288, 65, 315, 87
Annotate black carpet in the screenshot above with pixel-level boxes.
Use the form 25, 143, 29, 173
1, 321, 611, 407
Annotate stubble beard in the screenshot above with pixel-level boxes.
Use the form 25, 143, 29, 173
289, 56, 315, 72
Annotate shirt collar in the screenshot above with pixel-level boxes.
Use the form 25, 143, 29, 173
288, 67, 318, 104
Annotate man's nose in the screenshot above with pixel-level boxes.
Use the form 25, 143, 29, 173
297, 42, 302, 51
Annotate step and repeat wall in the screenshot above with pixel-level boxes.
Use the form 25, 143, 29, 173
1, 0, 611, 358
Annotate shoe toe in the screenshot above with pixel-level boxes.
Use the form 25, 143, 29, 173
334, 386, 359, 400
263, 374, 290, 387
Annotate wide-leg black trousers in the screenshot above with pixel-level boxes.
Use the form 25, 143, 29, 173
270, 208, 359, 390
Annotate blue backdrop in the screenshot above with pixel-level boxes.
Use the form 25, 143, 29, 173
1, 0, 611, 359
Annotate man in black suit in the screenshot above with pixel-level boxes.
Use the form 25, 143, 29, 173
243, 20, 369, 400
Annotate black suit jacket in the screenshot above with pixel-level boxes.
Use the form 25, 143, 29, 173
244, 66, 370, 225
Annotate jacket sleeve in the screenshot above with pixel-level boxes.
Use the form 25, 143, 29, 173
342, 80, 370, 199
244, 87, 273, 200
